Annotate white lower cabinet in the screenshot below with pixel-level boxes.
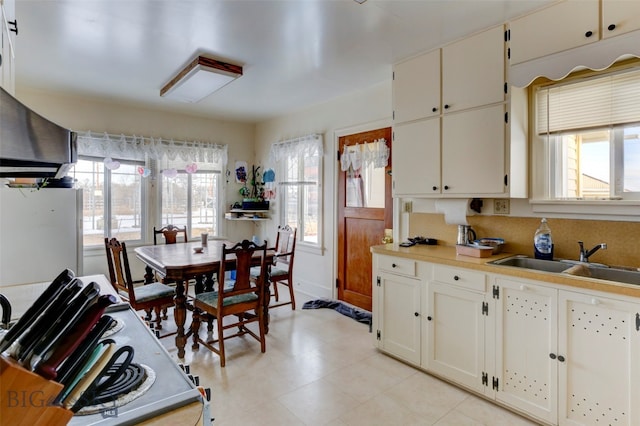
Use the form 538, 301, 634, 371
424, 265, 490, 395
495, 276, 559, 424
495, 275, 640, 426
373, 255, 424, 365
373, 253, 640, 426
557, 290, 640, 426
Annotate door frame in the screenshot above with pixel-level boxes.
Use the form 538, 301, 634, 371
332, 118, 397, 302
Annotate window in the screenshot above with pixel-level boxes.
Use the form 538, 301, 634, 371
72, 157, 146, 247
161, 161, 222, 239
74, 131, 228, 245
271, 134, 323, 248
533, 65, 640, 202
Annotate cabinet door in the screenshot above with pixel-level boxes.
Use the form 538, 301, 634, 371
392, 118, 440, 196
508, 0, 599, 65
426, 281, 487, 394
441, 104, 506, 196
376, 272, 422, 365
392, 50, 440, 124
0, 0, 15, 94
442, 25, 505, 112
495, 277, 558, 424
601, 0, 640, 40
558, 291, 640, 426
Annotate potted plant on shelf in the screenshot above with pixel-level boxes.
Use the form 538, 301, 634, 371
241, 165, 269, 210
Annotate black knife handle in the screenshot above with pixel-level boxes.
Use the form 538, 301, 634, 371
0, 269, 74, 353
27, 282, 101, 369
13, 278, 83, 362
36, 294, 117, 380
56, 315, 115, 387
0, 294, 11, 327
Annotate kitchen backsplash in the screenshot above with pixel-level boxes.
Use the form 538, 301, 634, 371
408, 213, 640, 269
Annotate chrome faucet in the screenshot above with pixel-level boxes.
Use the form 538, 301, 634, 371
578, 241, 607, 263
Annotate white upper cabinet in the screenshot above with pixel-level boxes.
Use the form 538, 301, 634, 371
601, 0, 640, 40
441, 104, 506, 196
442, 25, 505, 112
393, 49, 440, 124
509, 0, 640, 67
392, 118, 440, 196
392, 25, 516, 198
508, 0, 599, 66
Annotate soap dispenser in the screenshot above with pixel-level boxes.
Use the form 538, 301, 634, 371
534, 218, 554, 260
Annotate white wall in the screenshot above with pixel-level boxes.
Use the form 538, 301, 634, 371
16, 88, 257, 278
254, 81, 392, 300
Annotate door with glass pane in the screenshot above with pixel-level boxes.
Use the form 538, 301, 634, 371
337, 127, 392, 311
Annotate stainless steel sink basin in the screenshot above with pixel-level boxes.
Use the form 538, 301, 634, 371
490, 256, 571, 273
489, 255, 640, 286
587, 268, 640, 285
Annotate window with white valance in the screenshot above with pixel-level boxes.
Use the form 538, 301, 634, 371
77, 131, 228, 167
269, 134, 323, 249
268, 134, 323, 165
72, 131, 228, 247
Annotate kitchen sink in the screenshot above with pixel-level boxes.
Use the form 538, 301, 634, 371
489, 255, 640, 286
490, 256, 571, 273
587, 268, 640, 286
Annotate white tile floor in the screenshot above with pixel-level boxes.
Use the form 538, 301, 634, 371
159, 291, 541, 426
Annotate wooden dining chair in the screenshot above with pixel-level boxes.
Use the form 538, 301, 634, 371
153, 224, 188, 245
104, 237, 175, 333
190, 239, 268, 367
252, 225, 297, 309
153, 224, 190, 297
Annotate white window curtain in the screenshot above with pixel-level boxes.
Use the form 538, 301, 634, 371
536, 67, 640, 135
339, 138, 389, 172
76, 131, 228, 166
268, 134, 323, 165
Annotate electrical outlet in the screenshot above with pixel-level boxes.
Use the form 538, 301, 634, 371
494, 199, 510, 214
403, 201, 413, 213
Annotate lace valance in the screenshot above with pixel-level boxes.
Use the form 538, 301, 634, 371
268, 134, 323, 164
77, 131, 228, 166
340, 138, 389, 171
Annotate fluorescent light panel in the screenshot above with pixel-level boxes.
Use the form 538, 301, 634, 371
160, 56, 243, 103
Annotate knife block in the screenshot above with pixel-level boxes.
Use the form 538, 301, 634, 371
0, 355, 74, 426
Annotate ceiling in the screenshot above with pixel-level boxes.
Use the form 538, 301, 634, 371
15, 0, 556, 123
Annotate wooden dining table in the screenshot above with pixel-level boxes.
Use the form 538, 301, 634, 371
134, 240, 274, 358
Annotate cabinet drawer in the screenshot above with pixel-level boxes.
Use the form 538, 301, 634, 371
378, 256, 417, 277
432, 264, 485, 292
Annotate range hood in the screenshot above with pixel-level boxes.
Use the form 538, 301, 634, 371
0, 87, 77, 178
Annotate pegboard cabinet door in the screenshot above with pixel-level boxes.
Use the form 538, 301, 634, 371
495, 278, 558, 424
558, 290, 640, 426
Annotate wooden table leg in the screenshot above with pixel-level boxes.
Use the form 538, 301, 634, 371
263, 274, 271, 334
174, 279, 187, 358
204, 272, 215, 292
194, 275, 204, 295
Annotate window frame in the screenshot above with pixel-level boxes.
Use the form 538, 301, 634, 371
529, 62, 640, 217
73, 155, 148, 248
278, 147, 323, 252
159, 168, 223, 240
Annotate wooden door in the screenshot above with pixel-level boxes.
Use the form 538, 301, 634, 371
337, 127, 392, 311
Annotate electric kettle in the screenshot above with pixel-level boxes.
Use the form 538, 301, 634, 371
456, 225, 477, 245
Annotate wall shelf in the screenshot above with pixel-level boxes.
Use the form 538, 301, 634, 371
225, 209, 269, 221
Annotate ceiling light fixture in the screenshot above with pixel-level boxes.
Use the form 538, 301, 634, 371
160, 55, 243, 103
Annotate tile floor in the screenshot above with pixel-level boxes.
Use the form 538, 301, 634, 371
159, 291, 541, 426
